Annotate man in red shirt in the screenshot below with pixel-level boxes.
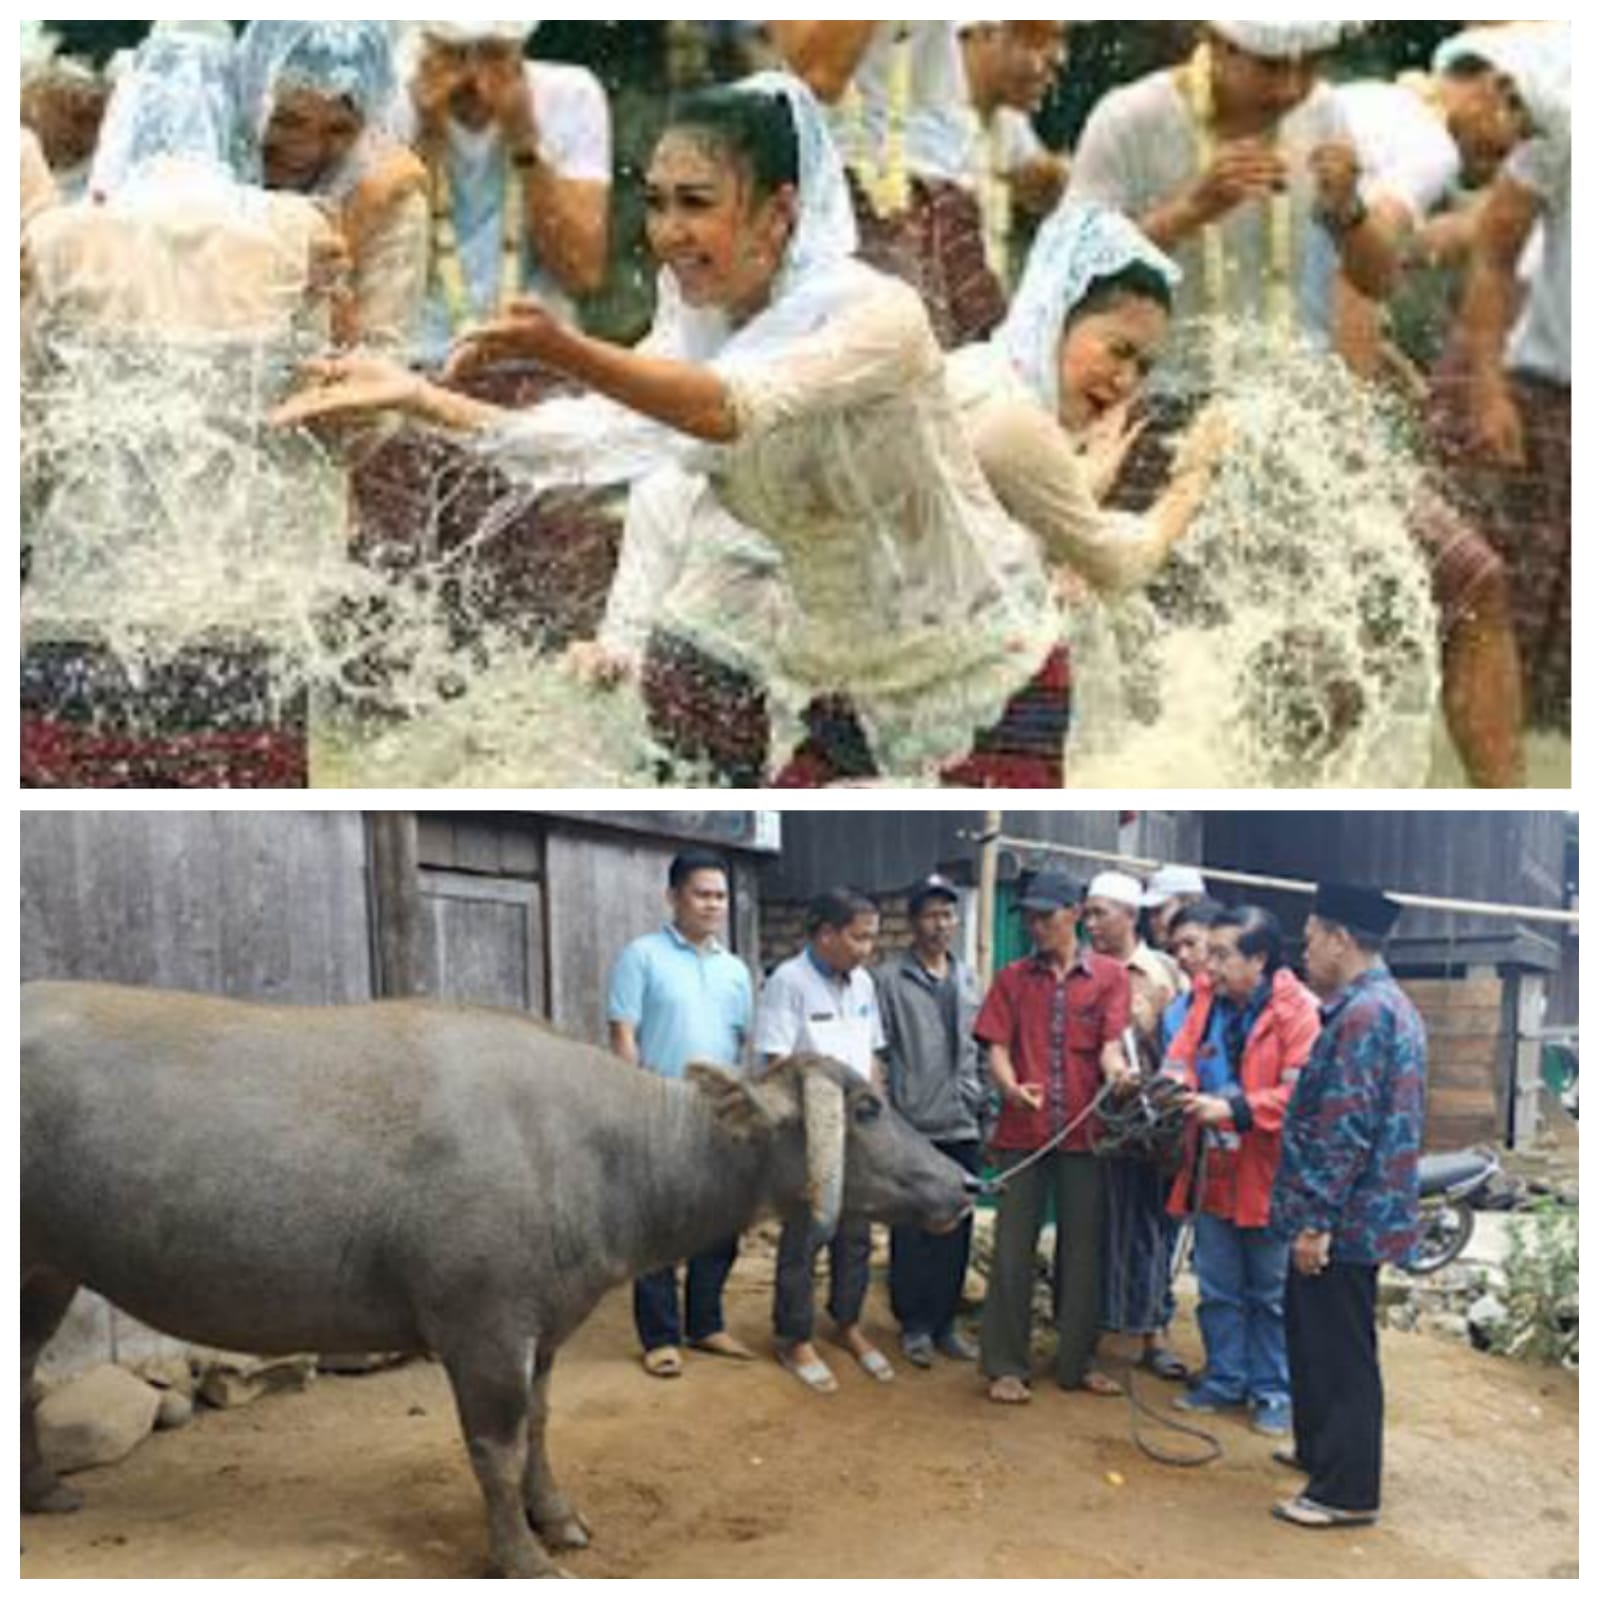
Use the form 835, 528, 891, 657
974, 872, 1134, 1404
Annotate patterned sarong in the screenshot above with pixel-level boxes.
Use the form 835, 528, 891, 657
850, 174, 1008, 350
1427, 349, 1570, 729
20, 642, 308, 789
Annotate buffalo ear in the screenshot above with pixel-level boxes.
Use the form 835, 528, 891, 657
686, 1062, 775, 1143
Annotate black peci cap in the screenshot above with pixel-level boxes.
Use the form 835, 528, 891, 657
1311, 881, 1404, 939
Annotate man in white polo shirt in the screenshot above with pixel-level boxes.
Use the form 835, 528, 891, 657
608, 848, 754, 1378
755, 887, 891, 1394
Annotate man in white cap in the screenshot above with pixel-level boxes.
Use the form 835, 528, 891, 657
1082, 871, 1188, 1382
1068, 23, 1403, 356
955, 22, 1072, 285
398, 23, 611, 367
1142, 863, 1210, 956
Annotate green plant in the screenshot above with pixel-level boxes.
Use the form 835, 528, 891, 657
1491, 1201, 1578, 1369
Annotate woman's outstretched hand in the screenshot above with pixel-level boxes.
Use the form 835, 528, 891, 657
445, 296, 566, 386
270, 355, 423, 431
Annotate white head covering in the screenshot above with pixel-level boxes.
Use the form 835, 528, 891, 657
1209, 22, 1348, 59
994, 199, 1180, 417
1434, 23, 1571, 148
1087, 872, 1146, 911
235, 22, 402, 196
420, 22, 538, 45
1142, 865, 1208, 906
653, 69, 860, 365
87, 29, 241, 202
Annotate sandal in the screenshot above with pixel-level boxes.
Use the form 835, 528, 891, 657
777, 1347, 838, 1395
1066, 1370, 1124, 1397
1271, 1495, 1378, 1530
853, 1347, 895, 1383
690, 1331, 755, 1361
642, 1347, 683, 1379
988, 1375, 1032, 1405
1140, 1348, 1190, 1382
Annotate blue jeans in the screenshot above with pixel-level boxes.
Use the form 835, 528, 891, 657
1193, 1214, 1290, 1406
633, 1236, 739, 1353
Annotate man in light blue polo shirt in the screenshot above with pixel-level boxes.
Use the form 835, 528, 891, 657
755, 887, 892, 1395
608, 848, 754, 1377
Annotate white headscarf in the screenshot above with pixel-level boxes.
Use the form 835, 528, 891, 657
652, 69, 860, 366
995, 200, 1181, 417
1209, 22, 1349, 59
235, 22, 403, 197
1434, 23, 1571, 149
86, 30, 241, 203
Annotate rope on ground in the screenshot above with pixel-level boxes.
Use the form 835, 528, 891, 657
1122, 1365, 1224, 1468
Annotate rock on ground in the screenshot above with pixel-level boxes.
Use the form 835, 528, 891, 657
37, 1364, 161, 1474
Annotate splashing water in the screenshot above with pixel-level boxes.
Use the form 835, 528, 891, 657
1066, 323, 1440, 789
23, 299, 1439, 789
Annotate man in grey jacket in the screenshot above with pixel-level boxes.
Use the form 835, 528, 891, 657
874, 874, 989, 1367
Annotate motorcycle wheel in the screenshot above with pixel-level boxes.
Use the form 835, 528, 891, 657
1407, 1201, 1475, 1274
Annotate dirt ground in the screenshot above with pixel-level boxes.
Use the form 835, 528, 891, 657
20, 1251, 1578, 1581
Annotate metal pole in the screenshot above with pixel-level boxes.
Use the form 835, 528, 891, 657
976, 809, 1002, 990
966, 832, 1579, 928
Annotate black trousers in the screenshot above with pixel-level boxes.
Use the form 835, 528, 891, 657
889, 1139, 982, 1340
1285, 1262, 1383, 1513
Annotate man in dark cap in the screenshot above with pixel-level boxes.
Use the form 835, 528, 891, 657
973, 872, 1134, 1403
873, 874, 988, 1368
1268, 882, 1427, 1529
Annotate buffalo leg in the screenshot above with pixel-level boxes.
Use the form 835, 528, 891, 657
442, 1337, 562, 1578
522, 1347, 588, 1551
21, 1268, 82, 1514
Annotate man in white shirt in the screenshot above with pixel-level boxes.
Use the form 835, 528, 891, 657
400, 22, 611, 368
1069, 22, 1402, 357
1440, 24, 1571, 733
754, 888, 892, 1394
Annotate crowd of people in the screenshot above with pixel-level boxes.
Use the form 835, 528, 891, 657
606, 845, 1429, 1532
19, 22, 1570, 788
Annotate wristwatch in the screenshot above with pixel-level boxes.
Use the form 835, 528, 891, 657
509, 143, 544, 173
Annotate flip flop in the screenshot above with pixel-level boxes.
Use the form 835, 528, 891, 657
777, 1348, 838, 1395
642, 1347, 683, 1379
854, 1347, 895, 1383
690, 1332, 756, 1361
1271, 1495, 1379, 1530
1140, 1348, 1191, 1382
988, 1375, 1032, 1405
1066, 1370, 1124, 1397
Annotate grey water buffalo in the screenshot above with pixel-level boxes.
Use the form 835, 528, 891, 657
21, 981, 973, 1577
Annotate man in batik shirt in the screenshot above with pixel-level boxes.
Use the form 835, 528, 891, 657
1269, 882, 1426, 1530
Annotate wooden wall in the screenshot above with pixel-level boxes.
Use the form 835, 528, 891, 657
1402, 974, 1507, 1150
21, 812, 372, 1003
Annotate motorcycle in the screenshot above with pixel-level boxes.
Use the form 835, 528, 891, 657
1407, 1147, 1501, 1274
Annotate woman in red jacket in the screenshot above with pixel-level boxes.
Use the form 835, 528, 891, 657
1163, 906, 1320, 1437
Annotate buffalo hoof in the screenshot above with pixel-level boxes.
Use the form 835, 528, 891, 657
491, 1551, 571, 1580
539, 1515, 590, 1552
22, 1477, 84, 1515
530, 1505, 590, 1551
